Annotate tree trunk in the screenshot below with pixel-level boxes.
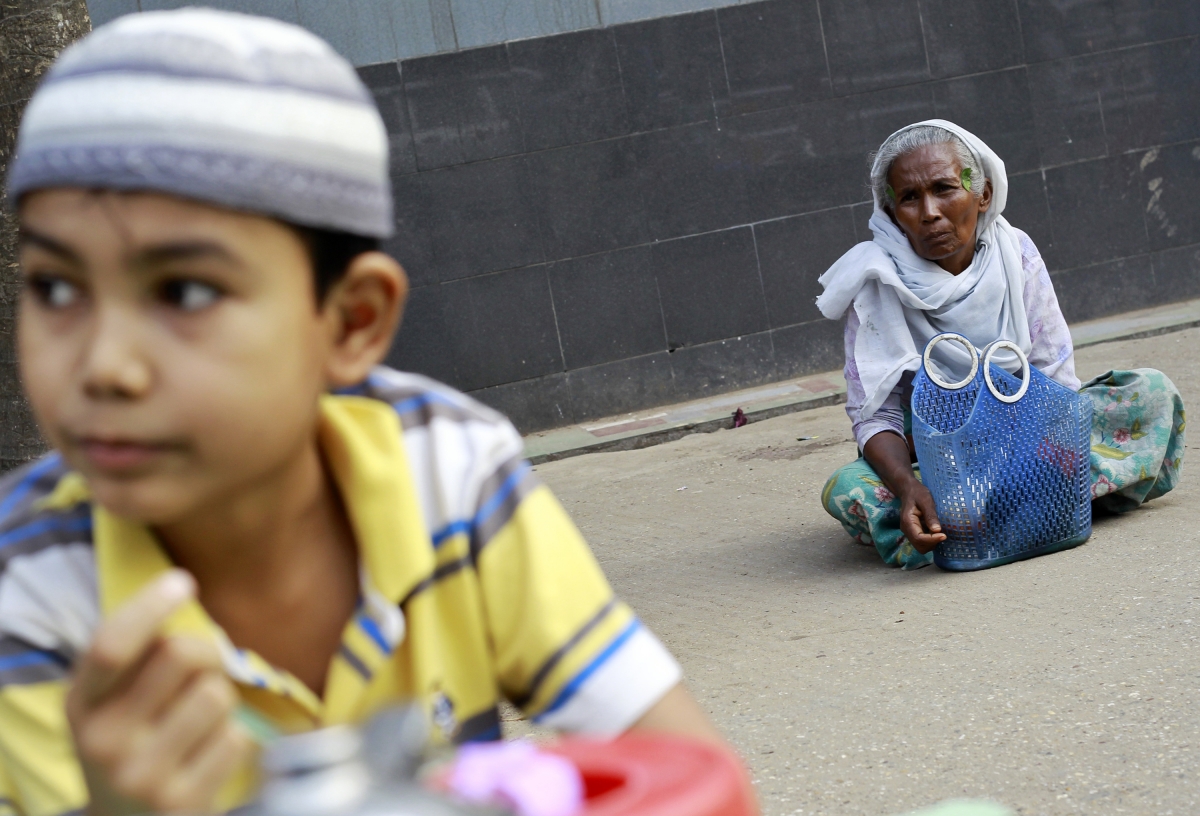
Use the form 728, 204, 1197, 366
0, 0, 91, 472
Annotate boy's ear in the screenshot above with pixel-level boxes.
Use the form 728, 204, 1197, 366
322, 251, 408, 389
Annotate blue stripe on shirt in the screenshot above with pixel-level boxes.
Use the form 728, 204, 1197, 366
534, 619, 642, 721
0, 650, 63, 673
357, 614, 393, 653
473, 463, 531, 529
0, 515, 92, 551
428, 463, 532, 550
392, 391, 463, 417
0, 453, 62, 523
462, 724, 502, 743
431, 519, 471, 548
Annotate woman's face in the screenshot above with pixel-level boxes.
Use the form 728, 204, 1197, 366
886, 142, 992, 275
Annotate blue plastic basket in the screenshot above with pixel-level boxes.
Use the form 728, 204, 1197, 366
911, 333, 1093, 571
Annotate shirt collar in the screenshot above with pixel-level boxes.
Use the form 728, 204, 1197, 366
92, 394, 431, 720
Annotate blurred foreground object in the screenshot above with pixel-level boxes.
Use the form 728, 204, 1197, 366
241, 708, 493, 816
544, 734, 755, 816
244, 707, 756, 816
0, 0, 88, 470
448, 741, 581, 816
440, 733, 756, 816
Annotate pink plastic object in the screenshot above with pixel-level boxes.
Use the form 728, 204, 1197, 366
437, 734, 755, 816
546, 734, 756, 816
448, 740, 584, 816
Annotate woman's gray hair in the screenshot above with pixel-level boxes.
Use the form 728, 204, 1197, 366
870, 126, 986, 210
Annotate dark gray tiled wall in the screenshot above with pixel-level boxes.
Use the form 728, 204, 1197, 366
362, 0, 1200, 432
94, 0, 1200, 433
366, 0, 1200, 433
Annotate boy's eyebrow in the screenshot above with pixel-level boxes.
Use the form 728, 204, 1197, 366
19, 231, 244, 269
18, 228, 83, 265
137, 241, 244, 268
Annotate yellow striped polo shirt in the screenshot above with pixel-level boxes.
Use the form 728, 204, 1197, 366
0, 366, 681, 816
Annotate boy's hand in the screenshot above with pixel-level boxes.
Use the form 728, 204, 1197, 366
66, 570, 252, 816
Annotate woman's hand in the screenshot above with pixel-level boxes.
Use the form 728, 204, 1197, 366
862, 430, 947, 553
66, 570, 252, 816
896, 481, 946, 553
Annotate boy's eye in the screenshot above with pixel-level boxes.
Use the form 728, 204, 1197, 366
28, 275, 81, 309
161, 279, 222, 312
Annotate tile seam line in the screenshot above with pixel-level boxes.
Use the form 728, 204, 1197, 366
388, 51, 1200, 178
517, 295, 1200, 390
467, 324, 825, 393
397, 30, 1183, 96
813, 0, 833, 96
525, 300, 1200, 456
748, 225, 774, 368
1035, 137, 1200, 175
748, 223, 777, 376
1010, 0, 1026, 65
914, 0, 933, 82
377, 9, 1197, 65
394, 145, 1200, 270
605, 23, 653, 237
445, 0, 460, 51
712, 7, 733, 102
815, 30, 1199, 100
652, 275, 673, 391
1048, 245, 1200, 277
543, 267, 569, 378
425, 214, 853, 287
392, 70, 1001, 170
383, 40, 1200, 171
419, 200, 897, 288
1018, 31, 1200, 67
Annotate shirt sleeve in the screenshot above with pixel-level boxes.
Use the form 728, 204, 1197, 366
0, 755, 19, 816
0, 638, 87, 816
844, 310, 907, 449
1018, 230, 1081, 391
472, 437, 681, 736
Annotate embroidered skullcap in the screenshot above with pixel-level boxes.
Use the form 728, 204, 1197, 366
6, 8, 393, 238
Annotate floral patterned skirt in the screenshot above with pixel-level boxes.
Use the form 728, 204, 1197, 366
820, 369, 1186, 570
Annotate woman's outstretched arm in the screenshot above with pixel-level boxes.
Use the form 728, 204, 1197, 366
862, 431, 947, 552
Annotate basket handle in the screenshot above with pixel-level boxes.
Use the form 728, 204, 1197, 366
922, 333, 979, 391
981, 340, 1030, 403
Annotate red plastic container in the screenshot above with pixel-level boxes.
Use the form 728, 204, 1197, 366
543, 734, 756, 816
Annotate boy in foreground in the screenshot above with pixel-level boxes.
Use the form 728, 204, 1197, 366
0, 10, 729, 816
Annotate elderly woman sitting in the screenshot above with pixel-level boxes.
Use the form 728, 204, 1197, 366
818, 120, 1185, 569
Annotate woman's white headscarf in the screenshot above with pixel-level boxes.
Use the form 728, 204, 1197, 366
816, 119, 1030, 419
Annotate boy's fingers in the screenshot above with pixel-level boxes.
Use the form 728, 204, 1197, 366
76, 570, 195, 707
115, 672, 236, 800
159, 725, 253, 814
117, 636, 225, 726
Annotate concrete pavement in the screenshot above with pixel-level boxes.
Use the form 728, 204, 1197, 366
532, 327, 1199, 816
